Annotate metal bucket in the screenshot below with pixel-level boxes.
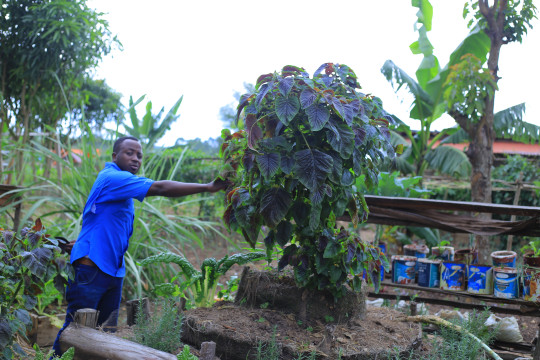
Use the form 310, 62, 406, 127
391, 255, 417, 284
467, 264, 493, 295
491, 251, 517, 268
523, 267, 540, 302
440, 262, 466, 291
417, 259, 441, 288
493, 267, 518, 299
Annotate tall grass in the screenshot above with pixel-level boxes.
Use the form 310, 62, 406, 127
0, 125, 228, 299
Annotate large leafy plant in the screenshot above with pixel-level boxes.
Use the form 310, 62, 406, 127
220, 63, 398, 299
0, 219, 71, 359
139, 251, 265, 308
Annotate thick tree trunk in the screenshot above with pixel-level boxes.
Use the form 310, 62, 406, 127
465, 0, 506, 263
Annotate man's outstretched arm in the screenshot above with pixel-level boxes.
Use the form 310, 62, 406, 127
146, 179, 228, 198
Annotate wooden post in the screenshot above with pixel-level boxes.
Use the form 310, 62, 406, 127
506, 173, 523, 251
74, 308, 99, 328
410, 302, 417, 316
533, 322, 540, 360
199, 341, 217, 360
126, 297, 150, 326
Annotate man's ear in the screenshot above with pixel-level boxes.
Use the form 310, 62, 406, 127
112, 152, 117, 162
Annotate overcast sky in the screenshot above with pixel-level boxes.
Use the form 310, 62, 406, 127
87, 0, 540, 146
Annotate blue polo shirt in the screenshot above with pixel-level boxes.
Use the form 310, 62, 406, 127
70, 162, 154, 277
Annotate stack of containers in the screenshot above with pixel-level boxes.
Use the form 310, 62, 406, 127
491, 251, 518, 299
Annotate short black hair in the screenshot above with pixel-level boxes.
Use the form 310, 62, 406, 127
113, 136, 139, 154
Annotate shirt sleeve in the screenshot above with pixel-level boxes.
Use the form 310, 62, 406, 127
100, 171, 154, 203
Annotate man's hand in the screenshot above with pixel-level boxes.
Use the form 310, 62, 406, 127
208, 177, 232, 193
56, 237, 75, 255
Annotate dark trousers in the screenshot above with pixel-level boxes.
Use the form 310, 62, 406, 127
51, 264, 123, 356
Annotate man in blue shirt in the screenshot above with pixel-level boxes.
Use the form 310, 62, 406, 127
52, 136, 227, 355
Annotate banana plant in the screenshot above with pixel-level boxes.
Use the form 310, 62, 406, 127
383, 1, 539, 179
138, 251, 265, 308
123, 95, 183, 149
381, 0, 488, 179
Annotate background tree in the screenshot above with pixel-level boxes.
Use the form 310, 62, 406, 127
0, 0, 120, 183
444, 0, 537, 261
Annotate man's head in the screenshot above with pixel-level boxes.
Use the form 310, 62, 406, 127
112, 136, 142, 174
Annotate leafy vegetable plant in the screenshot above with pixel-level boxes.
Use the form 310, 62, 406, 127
139, 251, 265, 307
220, 63, 399, 299
0, 219, 71, 359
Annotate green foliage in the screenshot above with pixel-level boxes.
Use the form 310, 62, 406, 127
492, 155, 540, 208
0, 219, 72, 359
463, 0, 537, 43
32, 345, 74, 360
444, 54, 497, 123
220, 63, 396, 299
139, 251, 265, 308
252, 326, 281, 360
176, 345, 198, 360
425, 310, 496, 360
217, 275, 239, 301
355, 171, 430, 198
0, 0, 120, 185
521, 239, 540, 257
124, 95, 183, 149
130, 298, 182, 354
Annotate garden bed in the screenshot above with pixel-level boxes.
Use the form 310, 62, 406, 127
182, 302, 422, 360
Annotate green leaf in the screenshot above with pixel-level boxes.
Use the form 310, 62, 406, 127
275, 221, 294, 247
300, 88, 317, 109
21, 248, 53, 278
139, 252, 197, 278
278, 77, 294, 96
305, 103, 330, 131
325, 118, 355, 159
328, 151, 343, 185
293, 149, 333, 191
260, 188, 292, 228
0, 317, 12, 348
309, 203, 322, 232
256, 153, 281, 179
323, 238, 341, 258
275, 95, 300, 125
245, 114, 263, 150
219, 252, 266, 274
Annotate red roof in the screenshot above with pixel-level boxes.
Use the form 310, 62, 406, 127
433, 140, 540, 156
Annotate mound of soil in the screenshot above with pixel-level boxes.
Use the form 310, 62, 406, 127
182, 302, 421, 360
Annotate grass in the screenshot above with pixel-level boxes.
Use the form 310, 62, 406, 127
390, 309, 497, 360
130, 298, 183, 354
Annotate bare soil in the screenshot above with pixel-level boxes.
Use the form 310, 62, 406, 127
182, 303, 421, 360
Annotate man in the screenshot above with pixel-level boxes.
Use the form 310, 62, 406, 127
52, 136, 227, 355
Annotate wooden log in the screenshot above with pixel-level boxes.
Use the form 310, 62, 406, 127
59, 324, 177, 360
126, 297, 150, 326
74, 308, 99, 328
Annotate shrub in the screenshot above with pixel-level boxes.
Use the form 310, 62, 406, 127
220, 63, 399, 299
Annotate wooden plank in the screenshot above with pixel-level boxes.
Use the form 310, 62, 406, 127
364, 195, 540, 216
368, 292, 540, 317
377, 281, 540, 308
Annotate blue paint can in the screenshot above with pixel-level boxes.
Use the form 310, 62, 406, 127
467, 264, 493, 295
491, 251, 517, 268
391, 255, 417, 284
417, 259, 441, 288
494, 267, 519, 299
440, 262, 466, 291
